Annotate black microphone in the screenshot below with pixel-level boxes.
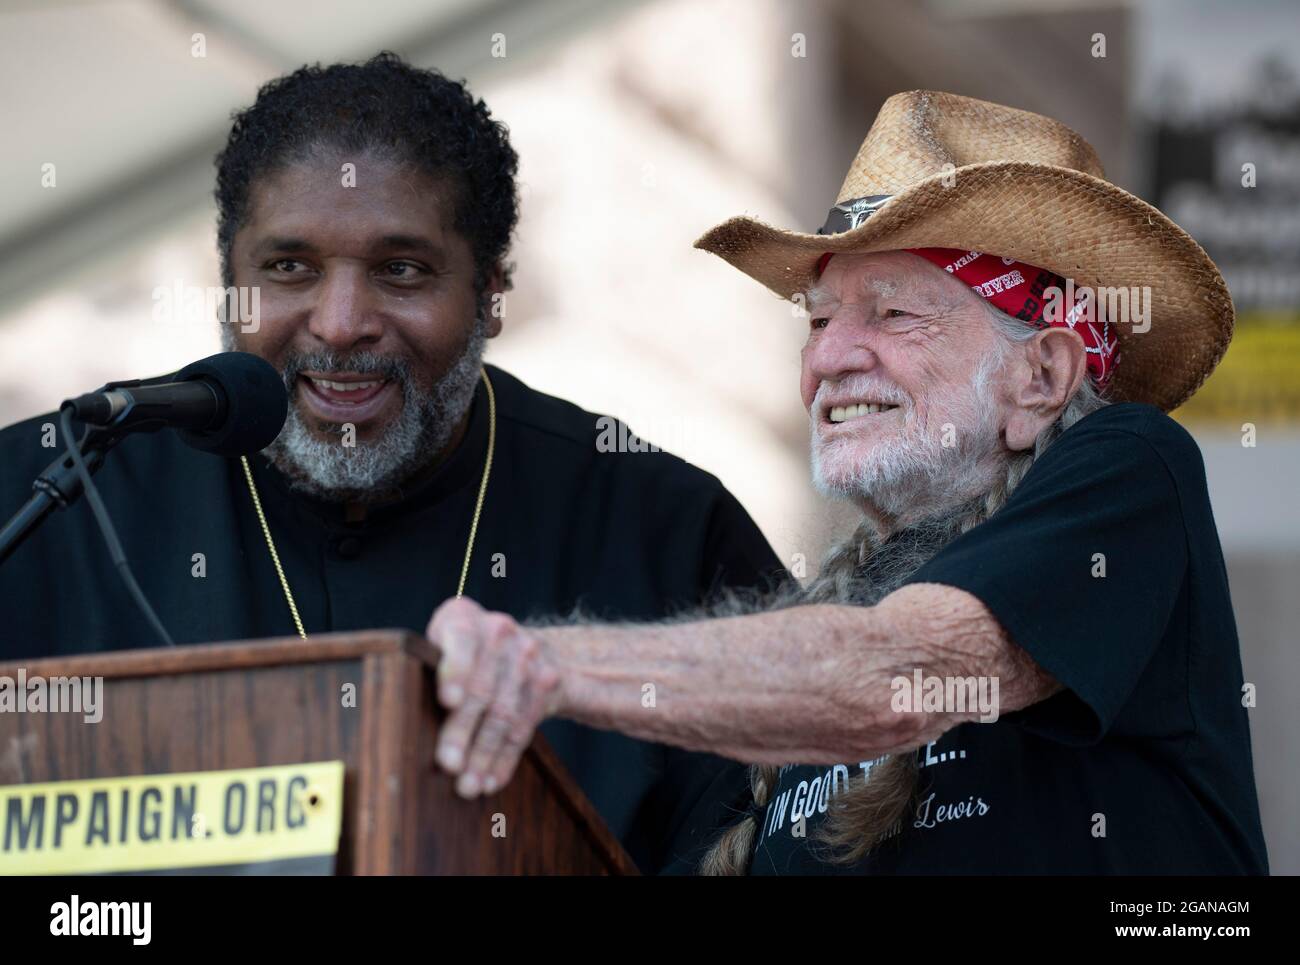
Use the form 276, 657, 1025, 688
62, 351, 288, 457
0, 353, 289, 640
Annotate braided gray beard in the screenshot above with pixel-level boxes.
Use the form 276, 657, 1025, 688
819, 508, 983, 604
221, 320, 486, 503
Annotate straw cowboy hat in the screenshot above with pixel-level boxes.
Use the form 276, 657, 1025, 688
694, 90, 1233, 411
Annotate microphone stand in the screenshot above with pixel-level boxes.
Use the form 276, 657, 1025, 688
0, 360, 260, 648
0, 407, 176, 647
0, 372, 171, 566
0, 422, 126, 565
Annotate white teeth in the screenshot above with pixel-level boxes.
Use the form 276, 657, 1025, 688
309, 377, 381, 392
828, 402, 899, 423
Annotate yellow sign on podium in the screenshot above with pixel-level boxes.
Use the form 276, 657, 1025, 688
1, 760, 344, 875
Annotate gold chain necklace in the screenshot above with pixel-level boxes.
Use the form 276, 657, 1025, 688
238, 367, 497, 640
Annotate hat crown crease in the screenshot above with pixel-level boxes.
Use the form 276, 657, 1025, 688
835, 91, 1106, 203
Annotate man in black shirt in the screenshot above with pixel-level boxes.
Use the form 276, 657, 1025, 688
739, 402, 1264, 874
426, 92, 1269, 874
0, 54, 782, 874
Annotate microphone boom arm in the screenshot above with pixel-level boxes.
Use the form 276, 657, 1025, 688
0, 422, 127, 565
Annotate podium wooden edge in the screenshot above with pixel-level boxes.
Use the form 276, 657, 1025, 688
394, 632, 638, 875
0, 630, 406, 680
0, 630, 639, 876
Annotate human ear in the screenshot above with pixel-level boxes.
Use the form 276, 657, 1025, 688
1004, 328, 1087, 450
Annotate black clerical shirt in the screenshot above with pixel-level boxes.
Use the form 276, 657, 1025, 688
0, 363, 783, 873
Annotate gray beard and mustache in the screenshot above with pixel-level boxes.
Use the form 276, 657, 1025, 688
803, 353, 1012, 602
221, 320, 487, 503
809, 352, 1006, 524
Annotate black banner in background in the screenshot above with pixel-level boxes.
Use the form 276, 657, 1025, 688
1139, 0, 1300, 425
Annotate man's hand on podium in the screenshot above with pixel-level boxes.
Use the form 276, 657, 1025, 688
426, 597, 565, 798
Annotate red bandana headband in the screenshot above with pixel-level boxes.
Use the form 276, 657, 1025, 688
814, 248, 1118, 388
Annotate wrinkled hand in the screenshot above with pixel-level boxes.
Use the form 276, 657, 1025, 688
425, 597, 564, 798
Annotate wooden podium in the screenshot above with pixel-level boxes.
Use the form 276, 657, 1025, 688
0, 631, 636, 875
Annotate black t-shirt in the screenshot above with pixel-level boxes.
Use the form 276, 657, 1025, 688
738, 402, 1267, 874
0, 363, 784, 873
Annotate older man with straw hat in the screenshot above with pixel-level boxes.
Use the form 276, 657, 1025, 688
425, 91, 1268, 874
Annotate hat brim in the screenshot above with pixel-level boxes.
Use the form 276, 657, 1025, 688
694, 160, 1233, 412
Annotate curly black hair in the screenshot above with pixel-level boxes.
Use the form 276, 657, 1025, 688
214, 51, 519, 295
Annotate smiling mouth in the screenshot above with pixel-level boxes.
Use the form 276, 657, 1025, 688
300, 373, 391, 406
827, 402, 901, 424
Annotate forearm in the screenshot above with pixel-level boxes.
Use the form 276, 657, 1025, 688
541, 583, 1058, 764
541, 599, 917, 764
